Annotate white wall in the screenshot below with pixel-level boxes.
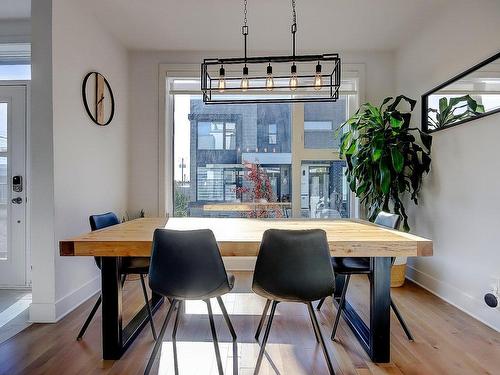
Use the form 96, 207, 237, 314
30, 0, 130, 321
396, 0, 500, 331
127, 50, 395, 215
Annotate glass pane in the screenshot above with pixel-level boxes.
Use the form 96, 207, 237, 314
173, 92, 292, 217
300, 160, 350, 218
225, 123, 236, 150
0, 103, 7, 152
0, 65, 31, 80
0, 104, 7, 260
197, 122, 224, 150
304, 98, 348, 149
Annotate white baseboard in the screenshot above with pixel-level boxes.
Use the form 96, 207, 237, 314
29, 276, 100, 323
222, 257, 256, 271
29, 302, 57, 323
406, 265, 500, 332
54, 276, 100, 321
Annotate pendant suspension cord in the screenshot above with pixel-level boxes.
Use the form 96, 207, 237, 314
242, 0, 249, 65
291, 0, 297, 59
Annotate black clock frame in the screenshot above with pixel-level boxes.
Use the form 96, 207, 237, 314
82, 71, 115, 126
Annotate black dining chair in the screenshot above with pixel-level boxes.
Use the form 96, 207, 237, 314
253, 229, 336, 375
144, 229, 237, 375
316, 211, 414, 341
76, 212, 157, 341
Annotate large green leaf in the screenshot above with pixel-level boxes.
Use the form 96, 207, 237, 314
379, 161, 391, 194
390, 115, 403, 129
371, 134, 384, 161
391, 147, 404, 173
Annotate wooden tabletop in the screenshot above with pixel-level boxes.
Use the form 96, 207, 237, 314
60, 217, 432, 258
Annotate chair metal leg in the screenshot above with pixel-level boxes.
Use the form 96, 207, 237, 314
307, 302, 335, 374
390, 298, 414, 341
172, 301, 182, 375
254, 300, 278, 375
140, 274, 158, 341
206, 299, 224, 375
316, 297, 326, 311
255, 299, 271, 340
76, 295, 101, 340
172, 300, 182, 340
331, 275, 350, 341
144, 299, 178, 375
307, 303, 320, 343
216, 296, 237, 341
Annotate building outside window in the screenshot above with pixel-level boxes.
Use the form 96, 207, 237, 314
171, 77, 358, 219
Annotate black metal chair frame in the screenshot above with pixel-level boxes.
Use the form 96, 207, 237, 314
144, 296, 237, 375
254, 299, 334, 375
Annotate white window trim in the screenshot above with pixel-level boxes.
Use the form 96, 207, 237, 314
158, 63, 366, 218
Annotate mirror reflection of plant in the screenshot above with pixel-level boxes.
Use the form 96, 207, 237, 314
339, 96, 432, 231
428, 94, 485, 129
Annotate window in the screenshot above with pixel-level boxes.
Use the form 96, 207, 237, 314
0, 43, 31, 80
300, 161, 349, 218
0, 65, 31, 80
197, 121, 236, 150
304, 99, 347, 149
268, 124, 277, 144
170, 76, 358, 218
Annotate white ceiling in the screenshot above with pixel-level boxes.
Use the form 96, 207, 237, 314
84, 0, 452, 52
0, 0, 30, 19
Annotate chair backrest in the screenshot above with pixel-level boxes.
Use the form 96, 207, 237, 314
149, 229, 230, 300
89, 212, 120, 231
374, 211, 401, 229
89, 212, 120, 270
252, 229, 335, 302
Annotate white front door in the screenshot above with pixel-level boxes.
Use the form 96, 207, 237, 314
0, 86, 27, 287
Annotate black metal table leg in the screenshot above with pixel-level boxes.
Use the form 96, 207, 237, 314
101, 257, 123, 360
101, 257, 164, 360
332, 258, 392, 363
369, 257, 391, 363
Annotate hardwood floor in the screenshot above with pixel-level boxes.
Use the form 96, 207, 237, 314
0, 272, 498, 375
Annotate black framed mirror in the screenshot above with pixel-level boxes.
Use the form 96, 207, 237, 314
422, 51, 500, 133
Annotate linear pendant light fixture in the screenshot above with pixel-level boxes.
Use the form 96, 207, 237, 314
201, 0, 341, 104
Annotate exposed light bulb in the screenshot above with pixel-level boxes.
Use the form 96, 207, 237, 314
240, 65, 249, 92
289, 63, 298, 91
314, 62, 322, 91
266, 63, 274, 91
218, 65, 226, 93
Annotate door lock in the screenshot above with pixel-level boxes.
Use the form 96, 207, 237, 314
11, 197, 22, 204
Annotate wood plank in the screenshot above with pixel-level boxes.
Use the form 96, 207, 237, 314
59, 217, 433, 257
95, 73, 105, 124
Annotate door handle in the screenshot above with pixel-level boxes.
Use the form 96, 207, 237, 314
11, 197, 22, 204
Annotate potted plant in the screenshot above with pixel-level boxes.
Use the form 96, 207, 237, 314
338, 95, 432, 286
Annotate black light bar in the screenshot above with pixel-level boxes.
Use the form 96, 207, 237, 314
201, 53, 341, 104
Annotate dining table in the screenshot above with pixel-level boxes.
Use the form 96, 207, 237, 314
59, 217, 433, 362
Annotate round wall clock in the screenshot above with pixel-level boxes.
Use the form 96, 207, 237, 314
82, 71, 115, 126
